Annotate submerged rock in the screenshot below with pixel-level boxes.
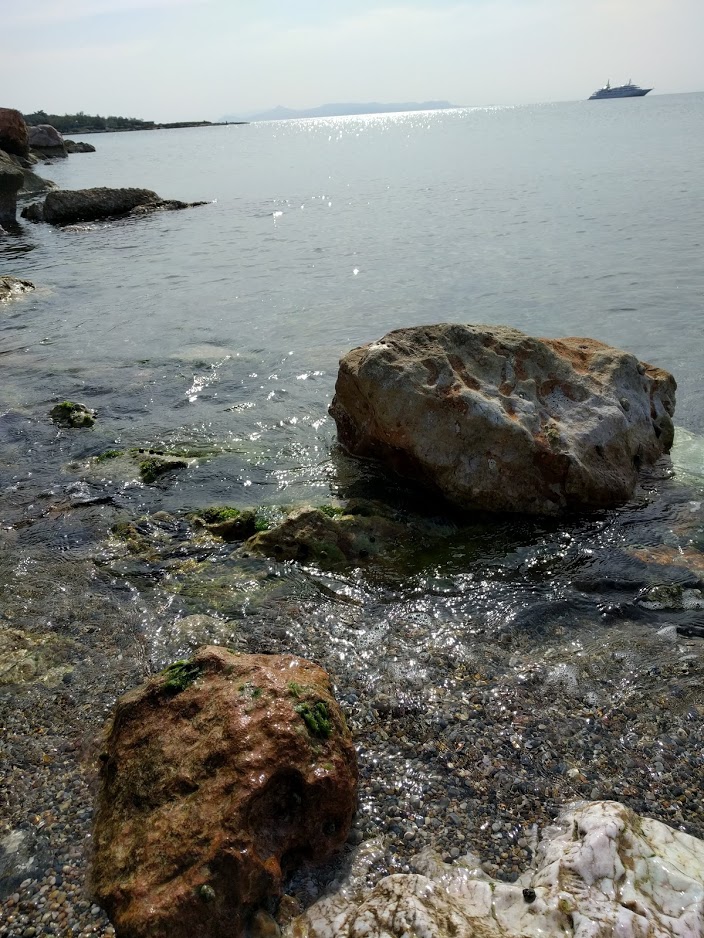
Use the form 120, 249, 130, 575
330, 324, 676, 515
0, 275, 34, 302
138, 453, 188, 483
91, 646, 358, 938
0, 626, 75, 686
50, 400, 95, 428
190, 506, 258, 541
245, 506, 416, 566
21, 186, 207, 225
288, 801, 704, 938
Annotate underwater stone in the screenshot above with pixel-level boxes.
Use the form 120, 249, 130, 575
0, 275, 34, 302
49, 400, 95, 428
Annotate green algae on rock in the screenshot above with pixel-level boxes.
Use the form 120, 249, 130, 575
139, 454, 188, 484
50, 400, 95, 428
244, 506, 414, 567
161, 658, 202, 694
189, 506, 258, 541
296, 700, 333, 739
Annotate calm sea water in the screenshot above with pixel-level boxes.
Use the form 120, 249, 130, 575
1, 96, 703, 884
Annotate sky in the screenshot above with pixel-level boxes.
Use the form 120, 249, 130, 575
4, 0, 703, 121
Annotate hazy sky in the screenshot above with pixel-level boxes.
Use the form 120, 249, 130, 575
4, 0, 703, 120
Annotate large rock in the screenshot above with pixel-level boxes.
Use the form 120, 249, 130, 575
91, 646, 358, 938
22, 187, 204, 225
330, 324, 676, 515
0, 108, 29, 157
0, 149, 23, 228
288, 801, 704, 938
28, 123, 67, 157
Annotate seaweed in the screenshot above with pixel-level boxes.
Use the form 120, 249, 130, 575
295, 700, 333, 738
162, 659, 201, 694
95, 449, 123, 463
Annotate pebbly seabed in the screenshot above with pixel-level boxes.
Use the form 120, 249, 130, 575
1, 430, 703, 936
3, 104, 704, 936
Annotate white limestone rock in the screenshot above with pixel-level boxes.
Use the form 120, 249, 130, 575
329, 324, 676, 514
287, 801, 704, 938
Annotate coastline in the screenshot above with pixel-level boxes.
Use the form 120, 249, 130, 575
2, 103, 704, 938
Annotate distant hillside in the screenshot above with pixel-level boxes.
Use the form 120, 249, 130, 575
222, 101, 460, 123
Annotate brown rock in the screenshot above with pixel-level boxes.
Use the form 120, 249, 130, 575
0, 108, 29, 158
329, 323, 676, 515
91, 646, 358, 938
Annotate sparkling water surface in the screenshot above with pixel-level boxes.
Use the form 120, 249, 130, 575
1, 96, 703, 901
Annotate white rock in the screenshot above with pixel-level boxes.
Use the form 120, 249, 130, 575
329, 325, 676, 514
287, 802, 704, 938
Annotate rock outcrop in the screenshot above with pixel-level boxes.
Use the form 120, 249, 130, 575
91, 646, 358, 938
64, 139, 96, 153
0, 108, 29, 157
0, 149, 24, 228
288, 801, 704, 938
49, 401, 95, 428
28, 123, 67, 158
22, 187, 206, 225
0, 276, 34, 303
330, 324, 676, 515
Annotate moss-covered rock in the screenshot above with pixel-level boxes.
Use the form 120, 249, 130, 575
189, 507, 257, 542
139, 454, 188, 484
50, 401, 95, 428
244, 506, 413, 567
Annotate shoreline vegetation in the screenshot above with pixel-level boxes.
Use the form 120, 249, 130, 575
23, 110, 247, 134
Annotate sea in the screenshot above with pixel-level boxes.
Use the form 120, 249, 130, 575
1, 94, 703, 913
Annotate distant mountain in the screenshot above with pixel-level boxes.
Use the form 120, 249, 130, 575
221, 101, 460, 123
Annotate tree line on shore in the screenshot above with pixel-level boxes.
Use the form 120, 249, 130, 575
23, 110, 155, 133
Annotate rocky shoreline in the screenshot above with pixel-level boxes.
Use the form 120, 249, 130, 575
1, 106, 703, 938
1, 462, 703, 936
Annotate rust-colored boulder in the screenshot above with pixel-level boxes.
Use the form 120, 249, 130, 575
329, 324, 676, 515
0, 108, 29, 157
91, 646, 358, 938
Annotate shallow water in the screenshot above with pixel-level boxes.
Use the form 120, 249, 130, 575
1, 97, 704, 928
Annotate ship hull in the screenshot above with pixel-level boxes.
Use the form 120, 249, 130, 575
588, 88, 652, 100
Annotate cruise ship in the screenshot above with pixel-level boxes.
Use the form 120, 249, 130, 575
589, 80, 652, 100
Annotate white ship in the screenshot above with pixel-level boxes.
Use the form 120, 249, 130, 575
589, 80, 652, 100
